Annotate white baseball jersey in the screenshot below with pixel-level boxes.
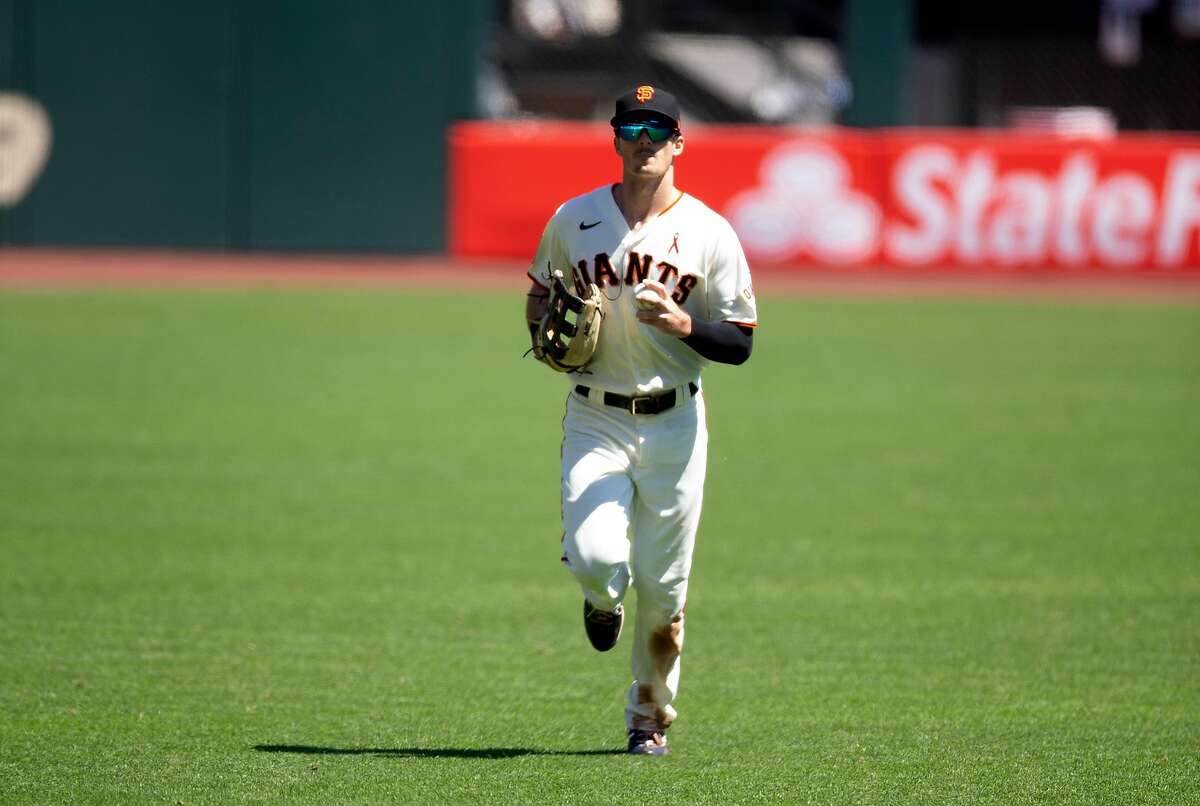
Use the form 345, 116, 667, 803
528, 184, 758, 395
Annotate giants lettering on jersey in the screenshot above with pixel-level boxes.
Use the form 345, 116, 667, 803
573, 250, 697, 304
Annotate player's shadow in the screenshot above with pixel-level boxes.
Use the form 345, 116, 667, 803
254, 743, 625, 759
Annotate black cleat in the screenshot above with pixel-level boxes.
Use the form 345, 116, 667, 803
582, 600, 624, 652
627, 729, 669, 756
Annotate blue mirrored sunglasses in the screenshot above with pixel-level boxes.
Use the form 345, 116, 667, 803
614, 122, 677, 143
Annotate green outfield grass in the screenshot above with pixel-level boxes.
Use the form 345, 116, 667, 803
1, 288, 1197, 804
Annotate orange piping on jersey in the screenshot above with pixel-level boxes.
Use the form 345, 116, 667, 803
724, 319, 758, 328
659, 190, 685, 217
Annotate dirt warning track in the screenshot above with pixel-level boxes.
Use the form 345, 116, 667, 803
2, 248, 1199, 302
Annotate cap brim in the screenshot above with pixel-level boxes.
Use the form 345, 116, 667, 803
610, 110, 680, 128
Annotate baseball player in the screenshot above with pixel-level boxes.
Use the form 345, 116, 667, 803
525, 86, 757, 756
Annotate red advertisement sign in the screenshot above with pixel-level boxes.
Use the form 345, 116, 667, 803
448, 122, 1200, 271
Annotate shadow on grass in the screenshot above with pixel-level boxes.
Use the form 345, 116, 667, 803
254, 743, 625, 759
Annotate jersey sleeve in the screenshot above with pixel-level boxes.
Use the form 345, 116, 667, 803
706, 219, 758, 327
527, 207, 568, 289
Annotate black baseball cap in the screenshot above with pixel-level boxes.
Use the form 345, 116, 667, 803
610, 85, 681, 129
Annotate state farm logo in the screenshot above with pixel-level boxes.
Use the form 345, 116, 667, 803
723, 138, 1200, 269
887, 145, 1200, 267
726, 141, 880, 264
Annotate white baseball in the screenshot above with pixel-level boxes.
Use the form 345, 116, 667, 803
634, 282, 658, 311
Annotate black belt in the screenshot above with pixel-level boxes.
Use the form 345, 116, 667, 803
575, 382, 698, 415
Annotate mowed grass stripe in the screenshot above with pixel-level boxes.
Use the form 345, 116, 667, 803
1, 289, 1197, 804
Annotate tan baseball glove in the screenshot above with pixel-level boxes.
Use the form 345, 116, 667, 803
529, 269, 603, 373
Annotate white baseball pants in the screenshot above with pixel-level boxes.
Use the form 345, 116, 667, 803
559, 384, 708, 732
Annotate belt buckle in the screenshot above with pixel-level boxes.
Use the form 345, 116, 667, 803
630, 395, 652, 415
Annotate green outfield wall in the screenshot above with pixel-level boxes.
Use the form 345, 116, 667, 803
0, 0, 484, 251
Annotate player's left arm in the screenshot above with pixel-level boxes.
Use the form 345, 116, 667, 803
634, 283, 751, 364
635, 219, 757, 365
683, 318, 753, 365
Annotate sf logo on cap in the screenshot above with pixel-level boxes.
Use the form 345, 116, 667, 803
635, 85, 654, 103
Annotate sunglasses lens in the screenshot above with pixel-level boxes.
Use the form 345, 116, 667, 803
616, 123, 674, 142
616, 125, 642, 141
